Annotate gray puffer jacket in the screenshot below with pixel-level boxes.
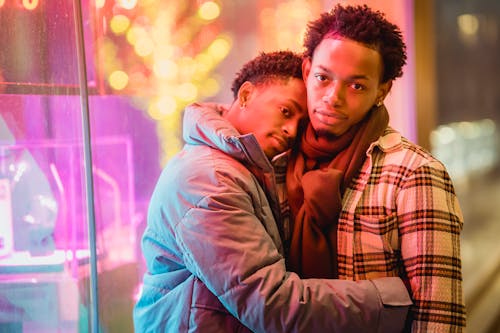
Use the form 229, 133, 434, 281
133, 103, 412, 333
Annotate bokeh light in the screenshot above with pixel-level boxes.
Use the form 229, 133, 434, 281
134, 36, 154, 57
22, 0, 39, 10
198, 1, 220, 21
458, 14, 479, 36
108, 70, 129, 90
95, 0, 106, 9
110, 15, 131, 35
176, 83, 198, 102
97, 0, 230, 164
153, 59, 178, 79
207, 35, 232, 60
117, 0, 137, 10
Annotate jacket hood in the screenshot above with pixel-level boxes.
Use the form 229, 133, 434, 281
183, 102, 273, 172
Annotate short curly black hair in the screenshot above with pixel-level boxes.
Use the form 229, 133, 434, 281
231, 50, 303, 99
303, 4, 407, 83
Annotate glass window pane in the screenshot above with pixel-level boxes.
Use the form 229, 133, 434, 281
0, 1, 94, 332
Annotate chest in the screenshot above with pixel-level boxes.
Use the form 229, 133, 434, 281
337, 163, 405, 279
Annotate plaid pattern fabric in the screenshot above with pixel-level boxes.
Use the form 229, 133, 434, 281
277, 127, 466, 332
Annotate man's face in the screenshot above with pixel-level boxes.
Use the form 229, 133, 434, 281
237, 78, 308, 159
303, 38, 391, 137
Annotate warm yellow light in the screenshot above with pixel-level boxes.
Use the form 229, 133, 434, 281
159, 116, 179, 132
153, 59, 178, 80
95, 0, 105, 9
101, 38, 118, 57
208, 36, 232, 60
177, 57, 197, 80
126, 26, 147, 46
155, 44, 176, 59
110, 15, 131, 35
0, 0, 6, 8
108, 71, 129, 90
147, 98, 177, 120
157, 96, 178, 116
177, 83, 198, 102
139, 0, 155, 6
194, 53, 214, 74
200, 77, 220, 97
117, 0, 137, 10
135, 36, 154, 57
458, 14, 479, 36
198, 1, 220, 21
22, 0, 38, 10
159, 116, 183, 166
98, 38, 121, 74
147, 103, 161, 120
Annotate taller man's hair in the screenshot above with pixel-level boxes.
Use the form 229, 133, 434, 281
303, 4, 407, 83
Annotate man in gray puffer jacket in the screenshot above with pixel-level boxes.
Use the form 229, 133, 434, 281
134, 51, 412, 332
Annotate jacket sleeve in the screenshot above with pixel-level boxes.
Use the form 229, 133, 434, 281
398, 161, 466, 332
175, 177, 412, 333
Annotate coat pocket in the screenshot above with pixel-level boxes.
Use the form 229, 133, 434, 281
354, 212, 399, 252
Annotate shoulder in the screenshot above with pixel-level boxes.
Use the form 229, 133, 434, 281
169, 145, 255, 189
149, 145, 260, 223
373, 127, 447, 173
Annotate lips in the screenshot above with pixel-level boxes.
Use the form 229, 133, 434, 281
313, 108, 347, 125
315, 107, 347, 119
272, 135, 289, 151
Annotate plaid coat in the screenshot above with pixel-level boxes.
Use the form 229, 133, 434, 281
277, 127, 466, 333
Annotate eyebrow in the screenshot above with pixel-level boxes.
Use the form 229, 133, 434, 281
289, 99, 306, 115
317, 65, 371, 81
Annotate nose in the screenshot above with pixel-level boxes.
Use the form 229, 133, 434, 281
282, 120, 299, 143
322, 81, 343, 105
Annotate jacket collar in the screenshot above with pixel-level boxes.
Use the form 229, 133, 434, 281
183, 102, 275, 172
367, 127, 402, 154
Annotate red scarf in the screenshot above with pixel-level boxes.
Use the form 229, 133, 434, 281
286, 105, 389, 278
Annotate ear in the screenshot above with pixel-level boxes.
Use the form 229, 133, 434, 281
376, 80, 393, 103
237, 81, 254, 108
302, 57, 312, 82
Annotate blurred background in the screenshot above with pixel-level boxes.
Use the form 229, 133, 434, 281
0, 0, 498, 332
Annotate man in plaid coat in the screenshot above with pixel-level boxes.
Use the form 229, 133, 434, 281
282, 4, 466, 332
